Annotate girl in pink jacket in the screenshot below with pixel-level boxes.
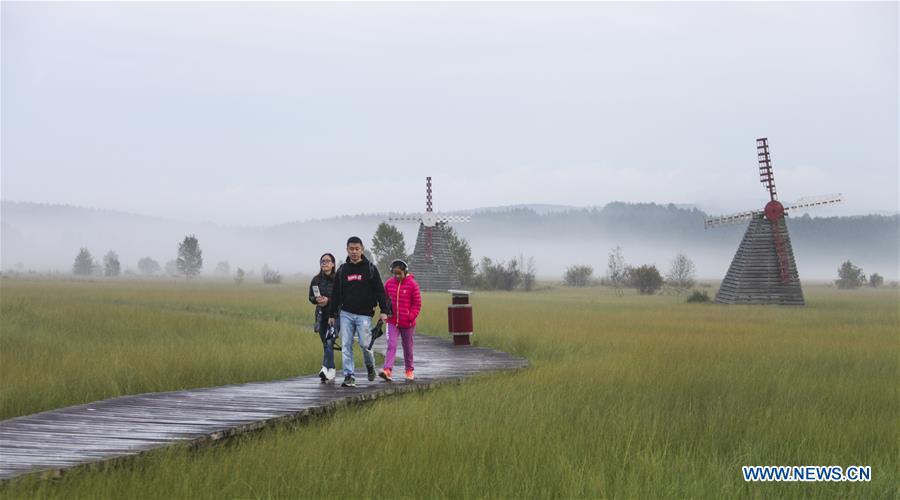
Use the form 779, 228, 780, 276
379, 259, 422, 382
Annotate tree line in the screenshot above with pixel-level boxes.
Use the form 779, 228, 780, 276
562, 248, 893, 296
66, 227, 895, 293
72, 235, 205, 280
562, 246, 696, 295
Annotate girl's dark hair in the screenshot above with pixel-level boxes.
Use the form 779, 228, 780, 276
390, 259, 409, 272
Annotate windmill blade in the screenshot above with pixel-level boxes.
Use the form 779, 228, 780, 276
757, 137, 778, 201
434, 215, 471, 224
704, 210, 759, 229
783, 193, 842, 213
387, 215, 423, 224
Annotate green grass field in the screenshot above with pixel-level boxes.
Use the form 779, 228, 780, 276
0, 278, 897, 498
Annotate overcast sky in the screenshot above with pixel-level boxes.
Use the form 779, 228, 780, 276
2, 1, 897, 226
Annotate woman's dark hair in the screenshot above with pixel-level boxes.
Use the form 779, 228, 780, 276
319, 253, 336, 276
390, 259, 409, 272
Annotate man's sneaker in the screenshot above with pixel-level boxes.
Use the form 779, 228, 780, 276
318, 366, 327, 382
366, 365, 376, 382
326, 368, 336, 381
378, 368, 393, 382
405, 370, 415, 381
341, 375, 356, 387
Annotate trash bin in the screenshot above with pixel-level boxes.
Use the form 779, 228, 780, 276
447, 289, 473, 346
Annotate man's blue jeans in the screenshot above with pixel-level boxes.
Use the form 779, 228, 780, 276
339, 310, 375, 376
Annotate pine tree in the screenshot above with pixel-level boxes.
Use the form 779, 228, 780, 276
103, 251, 121, 277
72, 248, 95, 276
371, 223, 408, 276
446, 227, 475, 287
176, 235, 203, 279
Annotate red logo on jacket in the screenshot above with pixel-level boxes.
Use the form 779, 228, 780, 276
347, 274, 363, 282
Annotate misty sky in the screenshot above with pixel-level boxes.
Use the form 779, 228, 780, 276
2, 1, 897, 226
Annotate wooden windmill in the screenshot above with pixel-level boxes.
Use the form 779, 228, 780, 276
388, 177, 471, 291
705, 138, 842, 305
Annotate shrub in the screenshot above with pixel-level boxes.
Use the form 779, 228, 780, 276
868, 273, 884, 288
629, 265, 663, 295
475, 257, 521, 291
686, 290, 710, 303
563, 265, 594, 287
836, 260, 866, 289
261, 265, 282, 285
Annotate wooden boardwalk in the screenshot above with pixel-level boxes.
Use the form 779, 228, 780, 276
0, 333, 528, 481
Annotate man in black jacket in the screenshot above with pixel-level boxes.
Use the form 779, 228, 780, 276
328, 236, 392, 387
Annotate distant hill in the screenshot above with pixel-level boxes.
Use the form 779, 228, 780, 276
2, 200, 897, 280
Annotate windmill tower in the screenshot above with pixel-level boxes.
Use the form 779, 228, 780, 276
705, 138, 842, 305
388, 177, 471, 291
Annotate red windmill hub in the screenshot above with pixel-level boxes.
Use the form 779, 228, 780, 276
764, 200, 784, 222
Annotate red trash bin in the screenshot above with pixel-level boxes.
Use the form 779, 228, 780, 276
447, 289, 473, 346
